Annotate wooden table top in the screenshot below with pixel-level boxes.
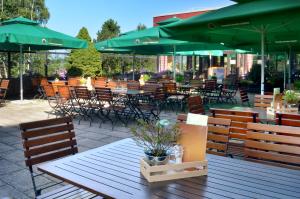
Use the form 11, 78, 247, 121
38, 138, 300, 199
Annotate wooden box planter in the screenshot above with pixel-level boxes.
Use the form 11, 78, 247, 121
140, 158, 208, 183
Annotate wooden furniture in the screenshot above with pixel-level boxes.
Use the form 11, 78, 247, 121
187, 95, 205, 114
246, 123, 300, 169
276, 113, 300, 127
239, 89, 250, 105
20, 117, 100, 199
51, 81, 66, 93
67, 77, 81, 87
107, 81, 118, 89
94, 79, 107, 88
177, 114, 231, 156
0, 79, 9, 105
254, 94, 273, 109
127, 81, 140, 90
204, 79, 217, 90
210, 108, 259, 157
38, 138, 300, 199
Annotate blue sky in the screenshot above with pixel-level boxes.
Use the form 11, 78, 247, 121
45, 0, 234, 40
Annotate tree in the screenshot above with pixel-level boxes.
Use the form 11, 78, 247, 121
137, 23, 147, 31
67, 27, 101, 77
96, 19, 120, 42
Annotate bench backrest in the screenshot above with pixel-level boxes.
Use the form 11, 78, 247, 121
254, 95, 273, 109
187, 96, 205, 115
210, 108, 258, 141
276, 113, 300, 127
94, 79, 107, 88
246, 123, 300, 168
127, 81, 140, 90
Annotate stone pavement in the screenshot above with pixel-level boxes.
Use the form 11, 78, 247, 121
0, 95, 249, 199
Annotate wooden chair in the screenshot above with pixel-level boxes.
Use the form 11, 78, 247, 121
205, 79, 217, 90
127, 81, 140, 90
143, 83, 160, 93
276, 113, 300, 127
239, 89, 250, 106
51, 81, 66, 93
67, 77, 80, 87
20, 117, 101, 198
177, 114, 231, 156
187, 96, 205, 114
0, 79, 9, 105
210, 108, 259, 157
163, 82, 186, 112
107, 81, 118, 89
74, 86, 94, 125
94, 79, 107, 88
43, 85, 60, 117
245, 123, 300, 169
254, 94, 273, 109
57, 86, 77, 117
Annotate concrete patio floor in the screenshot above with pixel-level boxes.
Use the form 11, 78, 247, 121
0, 95, 249, 199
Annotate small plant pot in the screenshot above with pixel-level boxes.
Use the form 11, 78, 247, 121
145, 151, 170, 166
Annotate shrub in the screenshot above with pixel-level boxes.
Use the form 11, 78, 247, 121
67, 67, 83, 77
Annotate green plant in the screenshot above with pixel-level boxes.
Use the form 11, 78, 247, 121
143, 74, 151, 82
175, 74, 184, 83
67, 67, 83, 77
80, 77, 86, 85
294, 80, 300, 91
131, 120, 180, 157
283, 90, 299, 104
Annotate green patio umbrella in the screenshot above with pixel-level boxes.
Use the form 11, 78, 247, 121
0, 17, 87, 100
161, 0, 300, 94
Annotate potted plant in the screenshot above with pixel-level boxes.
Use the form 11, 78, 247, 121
175, 74, 184, 85
67, 66, 83, 78
283, 90, 300, 108
131, 119, 180, 166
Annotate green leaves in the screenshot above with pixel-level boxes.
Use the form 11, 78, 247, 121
96, 19, 120, 42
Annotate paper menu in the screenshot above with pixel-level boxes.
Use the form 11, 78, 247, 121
186, 113, 208, 126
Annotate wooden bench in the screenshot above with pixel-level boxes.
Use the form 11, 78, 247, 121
20, 117, 101, 198
276, 113, 300, 127
177, 114, 231, 156
210, 108, 259, 157
254, 94, 273, 109
245, 123, 300, 169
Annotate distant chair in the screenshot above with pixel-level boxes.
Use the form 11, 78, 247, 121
187, 96, 205, 115
276, 113, 300, 127
205, 79, 217, 90
254, 94, 273, 109
245, 123, 300, 169
20, 117, 100, 199
43, 85, 59, 117
68, 77, 81, 87
51, 81, 66, 93
239, 89, 250, 106
127, 81, 140, 90
94, 79, 107, 88
177, 114, 231, 157
107, 81, 118, 89
0, 79, 9, 105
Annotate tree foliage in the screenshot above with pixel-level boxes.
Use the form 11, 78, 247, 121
137, 23, 147, 31
0, 0, 50, 24
67, 27, 101, 77
96, 19, 120, 42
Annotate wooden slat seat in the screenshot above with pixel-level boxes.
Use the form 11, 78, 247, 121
245, 123, 300, 169
177, 114, 231, 156
0, 79, 9, 105
276, 113, 300, 127
20, 117, 101, 198
254, 94, 273, 109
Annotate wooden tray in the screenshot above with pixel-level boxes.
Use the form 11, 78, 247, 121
140, 158, 208, 183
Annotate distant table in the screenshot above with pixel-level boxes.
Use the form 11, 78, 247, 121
38, 138, 300, 199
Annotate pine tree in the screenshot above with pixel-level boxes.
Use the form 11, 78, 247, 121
137, 23, 147, 31
96, 19, 120, 42
67, 27, 101, 77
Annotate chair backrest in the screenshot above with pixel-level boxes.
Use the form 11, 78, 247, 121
68, 78, 80, 87
127, 81, 140, 90
190, 79, 203, 88
43, 85, 56, 97
187, 96, 205, 115
143, 83, 160, 92
205, 80, 217, 90
239, 89, 249, 103
31, 78, 40, 87
94, 79, 107, 88
210, 108, 258, 141
154, 87, 165, 101
245, 123, 300, 168
0, 79, 9, 89
118, 81, 127, 88
40, 78, 49, 86
57, 86, 72, 100
276, 113, 300, 127
20, 117, 78, 171
162, 82, 176, 94
254, 94, 273, 109
74, 86, 91, 100
94, 87, 112, 102
52, 82, 66, 93
177, 114, 231, 156
107, 81, 118, 89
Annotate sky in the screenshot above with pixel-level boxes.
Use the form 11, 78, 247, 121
45, 0, 234, 40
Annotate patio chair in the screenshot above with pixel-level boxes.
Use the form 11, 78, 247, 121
43, 85, 60, 117
51, 81, 66, 94
210, 108, 259, 157
177, 114, 231, 157
163, 82, 186, 112
245, 123, 300, 169
0, 79, 9, 105
254, 94, 273, 109
67, 77, 81, 87
127, 81, 140, 90
276, 113, 300, 127
94, 79, 107, 88
20, 117, 101, 199
57, 85, 77, 117
239, 89, 250, 106
74, 86, 95, 126
220, 85, 238, 104
35, 78, 50, 100
107, 81, 118, 89
187, 95, 205, 115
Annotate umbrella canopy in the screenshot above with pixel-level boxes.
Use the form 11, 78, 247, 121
0, 17, 87, 101
161, 0, 300, 94
0, 17, 87, 51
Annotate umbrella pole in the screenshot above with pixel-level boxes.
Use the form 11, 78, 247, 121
173, 45, 176, 80
260, 28, 265, 95
132, 54, 135, 80
284, 53, 287, 90
20, 45, 24, 101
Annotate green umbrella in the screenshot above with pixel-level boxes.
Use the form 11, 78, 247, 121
161, 0, 300, 94
0, 17, 87, 100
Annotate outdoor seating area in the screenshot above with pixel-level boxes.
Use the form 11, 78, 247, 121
1, 0, 300, 199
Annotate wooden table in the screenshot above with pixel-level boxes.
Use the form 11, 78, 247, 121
38, 138, 300, 199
